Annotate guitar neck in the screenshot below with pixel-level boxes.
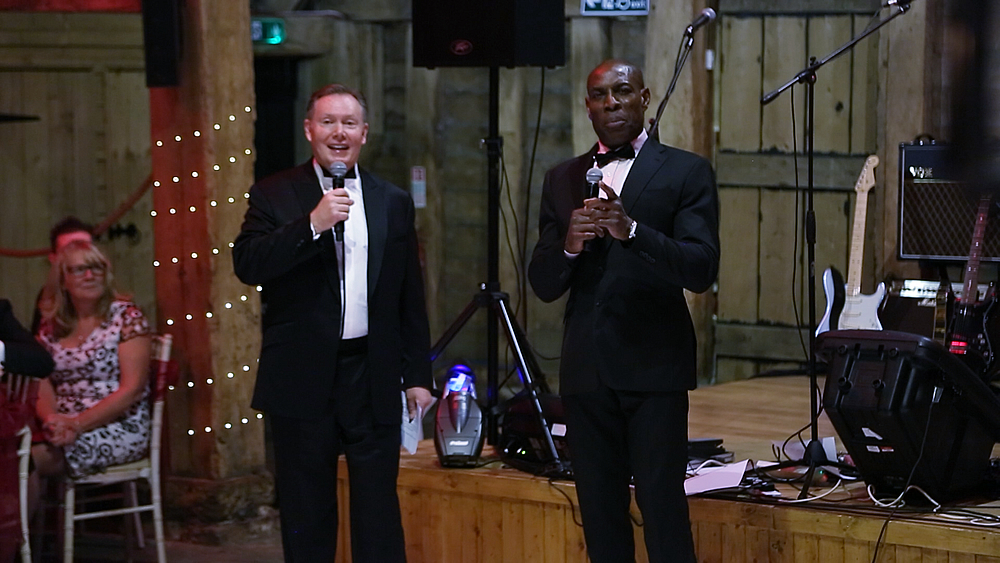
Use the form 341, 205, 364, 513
845, 189, 869, 296
960, 195, 991, 305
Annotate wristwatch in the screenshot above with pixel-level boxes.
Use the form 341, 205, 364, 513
627, 219, 638, 241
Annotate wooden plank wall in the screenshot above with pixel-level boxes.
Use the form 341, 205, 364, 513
0, 12, 153, 325
0, 2, 946, 396
714, 2, 881, 381
286, 5, 662, 388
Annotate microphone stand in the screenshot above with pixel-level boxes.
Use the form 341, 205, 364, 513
760, 2, 912, 499
648, 26, 699, 142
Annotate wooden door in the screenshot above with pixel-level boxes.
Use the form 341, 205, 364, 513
714, 0, 881, 380
0, 13, 153, 324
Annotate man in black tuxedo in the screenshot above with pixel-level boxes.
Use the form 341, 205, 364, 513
529, 60, 720, 562
1, 299, 53, 377
234, 84, 433, 563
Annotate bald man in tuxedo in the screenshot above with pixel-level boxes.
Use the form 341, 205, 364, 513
529, 60, 719, 563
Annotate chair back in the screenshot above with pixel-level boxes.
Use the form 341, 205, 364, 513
150, 334, 174, 401
1, 355, 40, 563
149, 334, 174, 464
1, 372, 36, 407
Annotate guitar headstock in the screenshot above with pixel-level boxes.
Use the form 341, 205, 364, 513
855, 155, 879, 195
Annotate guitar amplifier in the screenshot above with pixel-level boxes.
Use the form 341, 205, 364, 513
881, 280, 993, 342
898, 142, 1000, 262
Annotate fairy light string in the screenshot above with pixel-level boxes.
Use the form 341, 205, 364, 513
152, 105, 262, 436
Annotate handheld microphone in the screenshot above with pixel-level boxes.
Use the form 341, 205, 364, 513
585, 168, 604, 199
685, 8, 717, 35
329, 161, 348, 241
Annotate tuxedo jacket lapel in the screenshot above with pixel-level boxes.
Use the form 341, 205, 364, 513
292, 162, 323, 218
291, 162, 342, 301
361, 169, 387, 299
568, 147, 599, 209
620, 141, 669, 215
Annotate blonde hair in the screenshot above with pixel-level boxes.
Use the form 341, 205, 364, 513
40, 240, 127, 338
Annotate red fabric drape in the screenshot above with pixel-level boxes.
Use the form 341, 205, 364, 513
0, 395, 33, 561
0, 0, 140, 11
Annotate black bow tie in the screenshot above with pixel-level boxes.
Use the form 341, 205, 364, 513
322, 166, 357, 179
594, 144, 635, 167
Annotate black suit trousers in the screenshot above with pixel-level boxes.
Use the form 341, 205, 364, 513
269, 345, 406, 563
562, 387, 696, 563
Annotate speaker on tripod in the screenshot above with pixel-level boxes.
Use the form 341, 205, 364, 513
141, 0, 182, 87
412, 0, 564, 68
414, 1, 568, 473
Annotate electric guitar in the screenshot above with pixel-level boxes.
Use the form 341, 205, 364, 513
946, 193, 995, 376
817, 155, 885, 335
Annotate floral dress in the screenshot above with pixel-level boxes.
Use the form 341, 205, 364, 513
39, 301, 151, 477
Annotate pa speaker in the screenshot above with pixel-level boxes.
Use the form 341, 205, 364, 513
819, 330, 1000, 501
412, 0, 565, 68
141, 0, 182, 87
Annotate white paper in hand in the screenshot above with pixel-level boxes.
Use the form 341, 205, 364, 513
400, 392, 436, 454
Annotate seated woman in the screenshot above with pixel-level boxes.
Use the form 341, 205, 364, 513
32, 240, 151, 479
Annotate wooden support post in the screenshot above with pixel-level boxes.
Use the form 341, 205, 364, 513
148, 0, 273, 526
646, 0, 718, 383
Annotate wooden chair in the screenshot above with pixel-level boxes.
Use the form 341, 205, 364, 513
62, 333, 173, 563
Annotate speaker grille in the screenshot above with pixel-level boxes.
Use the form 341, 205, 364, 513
899, 180, 1000, 261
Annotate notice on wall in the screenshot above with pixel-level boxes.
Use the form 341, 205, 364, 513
411, 166, 427, 209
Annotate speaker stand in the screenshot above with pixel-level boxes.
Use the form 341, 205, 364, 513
430, 66, 567, 476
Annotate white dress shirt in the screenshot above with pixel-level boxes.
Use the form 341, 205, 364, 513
564, 129, 648, 259
312, 160, 369, 338
594, 128, 648, 198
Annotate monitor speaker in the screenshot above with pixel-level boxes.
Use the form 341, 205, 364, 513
819, 330, 1000, 501
412, 0, 565, 68
141, 0, 182, 87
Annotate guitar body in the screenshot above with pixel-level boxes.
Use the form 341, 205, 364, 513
838, 282, 887, 331
817, 270, 885, 335
947, 296, 994, 375
946, 194, 996, 378
817, 267, 845, 335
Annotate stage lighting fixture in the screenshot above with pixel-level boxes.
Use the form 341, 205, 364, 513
434, 365, 485, 467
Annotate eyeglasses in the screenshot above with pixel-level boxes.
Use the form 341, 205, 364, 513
66, 264, 106, 277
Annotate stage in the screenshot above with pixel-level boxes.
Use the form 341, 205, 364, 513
335, 376, 1000, 562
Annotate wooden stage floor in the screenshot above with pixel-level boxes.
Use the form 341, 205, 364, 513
334, 376, 1000, 562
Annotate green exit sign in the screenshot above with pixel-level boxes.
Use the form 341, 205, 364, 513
252, 17, 286, 45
